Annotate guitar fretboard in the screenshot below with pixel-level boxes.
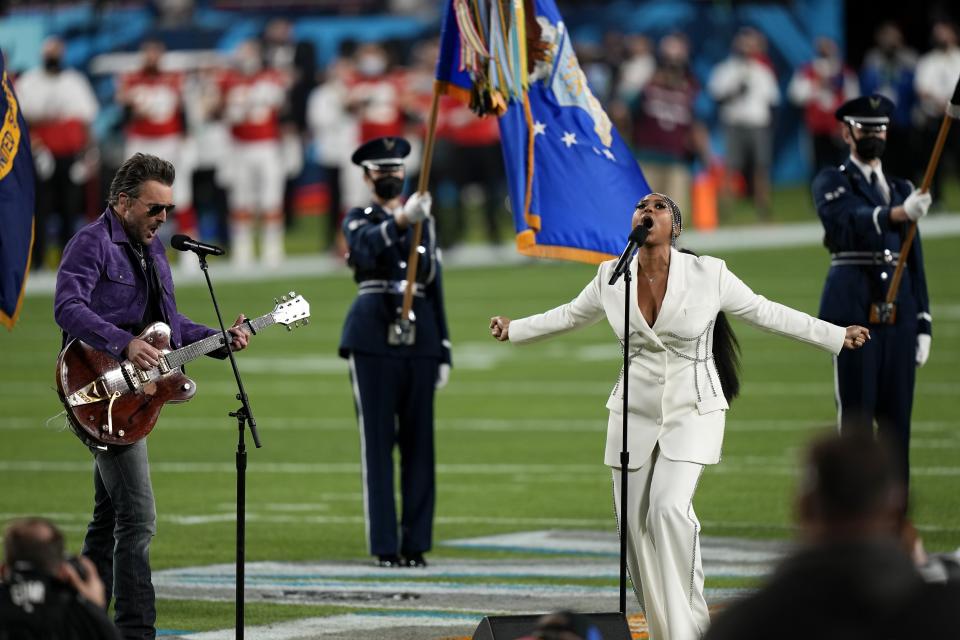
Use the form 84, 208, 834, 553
165, 314, 274, 369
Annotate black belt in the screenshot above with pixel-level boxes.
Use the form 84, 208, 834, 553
830, 250, 899, 267
358, 279, 425, 297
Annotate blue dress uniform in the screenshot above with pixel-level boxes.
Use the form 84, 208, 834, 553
338, 138, 452, 564
812, 96, 932, 484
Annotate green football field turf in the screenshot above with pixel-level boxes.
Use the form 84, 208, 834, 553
1, 237, 958, 631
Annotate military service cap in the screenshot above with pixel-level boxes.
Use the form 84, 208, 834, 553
351, 137, 411, 170
835, 94, 895, 132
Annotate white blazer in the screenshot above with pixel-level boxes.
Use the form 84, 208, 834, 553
509, 249, 845, 467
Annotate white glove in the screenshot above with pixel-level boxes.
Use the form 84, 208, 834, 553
916, 333, 931, 367
903, 189, 932, 221
402, 192, 432, 225
436, 363, 450, 389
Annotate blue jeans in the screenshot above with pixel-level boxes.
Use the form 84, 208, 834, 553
82, 440, 157, 640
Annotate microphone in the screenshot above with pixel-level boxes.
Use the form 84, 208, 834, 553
171, 234, 225, 257
608, 217, 653, 286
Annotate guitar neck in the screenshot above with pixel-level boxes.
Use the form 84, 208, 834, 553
165, 314, 274, 369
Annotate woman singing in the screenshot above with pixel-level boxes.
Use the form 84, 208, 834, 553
489, 193, 869, 640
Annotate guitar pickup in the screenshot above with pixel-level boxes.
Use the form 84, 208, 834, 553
121, 362, 142, 392
137, 368, 151, 383
158, 355, 171, 374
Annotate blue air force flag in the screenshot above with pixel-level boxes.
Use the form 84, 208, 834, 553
501, 4, 649, 262
0, 52, 36, 329
436, 0, 650, 263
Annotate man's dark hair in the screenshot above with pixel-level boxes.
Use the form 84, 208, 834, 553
107, 153, 175, 207
800, 434, 904, 525
3, 517, 64, 575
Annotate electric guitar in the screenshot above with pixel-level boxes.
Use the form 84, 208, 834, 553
56, 293, 310, 447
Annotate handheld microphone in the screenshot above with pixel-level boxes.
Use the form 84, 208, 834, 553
171, 234, 225, 257
608, 216, 653, 286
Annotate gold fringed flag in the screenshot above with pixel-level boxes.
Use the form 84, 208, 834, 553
0, 51, 36, 330
436, 0, 650, 263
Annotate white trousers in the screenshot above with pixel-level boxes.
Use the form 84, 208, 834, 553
612, 446, 709, 640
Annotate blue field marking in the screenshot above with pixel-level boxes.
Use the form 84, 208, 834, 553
442, 542, 615, 557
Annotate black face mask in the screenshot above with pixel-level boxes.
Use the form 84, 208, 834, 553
854, 135, 886, 161
44, 57, 62, 73
373, 176, 403, 200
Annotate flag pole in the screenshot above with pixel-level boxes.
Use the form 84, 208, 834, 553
873, 76, 960, 324
397, 85, 442, 327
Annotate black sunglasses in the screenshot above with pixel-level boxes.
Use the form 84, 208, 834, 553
127, 194, 176, 217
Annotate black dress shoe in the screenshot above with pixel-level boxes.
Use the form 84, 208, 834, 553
376, 554, 402, 568
402, 553, 427, 568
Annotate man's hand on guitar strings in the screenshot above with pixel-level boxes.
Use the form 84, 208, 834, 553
228, 314, 250, 351
125, 338, 163, 370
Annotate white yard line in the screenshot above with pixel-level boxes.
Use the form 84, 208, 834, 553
4, 416, 959, 434
24, 216, 960, 297
165, 613, 484, 640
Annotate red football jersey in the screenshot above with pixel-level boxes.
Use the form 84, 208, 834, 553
219, 69, 287, 142
348, 72, 405, 142
119, 70, 185, 137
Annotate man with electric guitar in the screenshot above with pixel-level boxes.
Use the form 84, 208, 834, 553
53, 153, 251, 640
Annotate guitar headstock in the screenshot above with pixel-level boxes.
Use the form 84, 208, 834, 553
272, 292, 311, 330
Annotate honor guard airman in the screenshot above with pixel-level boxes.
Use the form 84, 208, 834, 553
812, 95, 933, 485
338, 136, 452, 568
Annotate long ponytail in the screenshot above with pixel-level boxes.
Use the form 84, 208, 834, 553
679, 249, 741, 403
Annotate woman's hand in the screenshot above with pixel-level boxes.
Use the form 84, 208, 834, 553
490, 316, 511, 342
843, 325, 870, 350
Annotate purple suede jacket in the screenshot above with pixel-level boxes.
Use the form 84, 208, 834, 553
54, 208, 217, 360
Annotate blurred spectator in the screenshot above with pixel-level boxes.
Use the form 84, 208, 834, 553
262, 18, 296, 75
629, 33, 707, 216
116, 38, 198, 264
345, 41, 425, 210
348, 42, 405, 143
914, 20, 960, 204
708, 27, 780, 221
860, 22, 918, 181
0, 517, 120, 639
307, 42, 361, 253
442, 101, 505, 247
218, 39, 289, 267
262, 18, 317, 230
183, 62, 231, 247
15, 36, 99, 270
704, 434, 959, 640
788, 36, 859, 174
615, 34, 655, 104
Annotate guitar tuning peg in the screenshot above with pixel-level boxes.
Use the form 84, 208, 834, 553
274, 297, 279, 304
286, 325, 292, 332
281, 295, 288, 302
303, 318, 310, 325
288, 291, 296, 297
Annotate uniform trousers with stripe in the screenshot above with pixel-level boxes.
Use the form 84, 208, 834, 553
834, 315, 918, 485
612, 444, 709, 640
348, 352, 439, 557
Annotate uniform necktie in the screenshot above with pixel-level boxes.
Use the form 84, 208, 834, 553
869, 171, 889, 203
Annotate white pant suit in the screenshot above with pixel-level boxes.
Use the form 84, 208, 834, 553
509, 250, 845, 640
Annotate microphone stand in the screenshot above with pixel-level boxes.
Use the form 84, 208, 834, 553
619, 258, 632, 616
195, 252, 261, 640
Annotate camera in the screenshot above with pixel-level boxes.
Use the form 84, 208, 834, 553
66, 555, 89, 581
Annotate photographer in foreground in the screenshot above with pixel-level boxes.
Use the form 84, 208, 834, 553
0, 517, 120, 639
